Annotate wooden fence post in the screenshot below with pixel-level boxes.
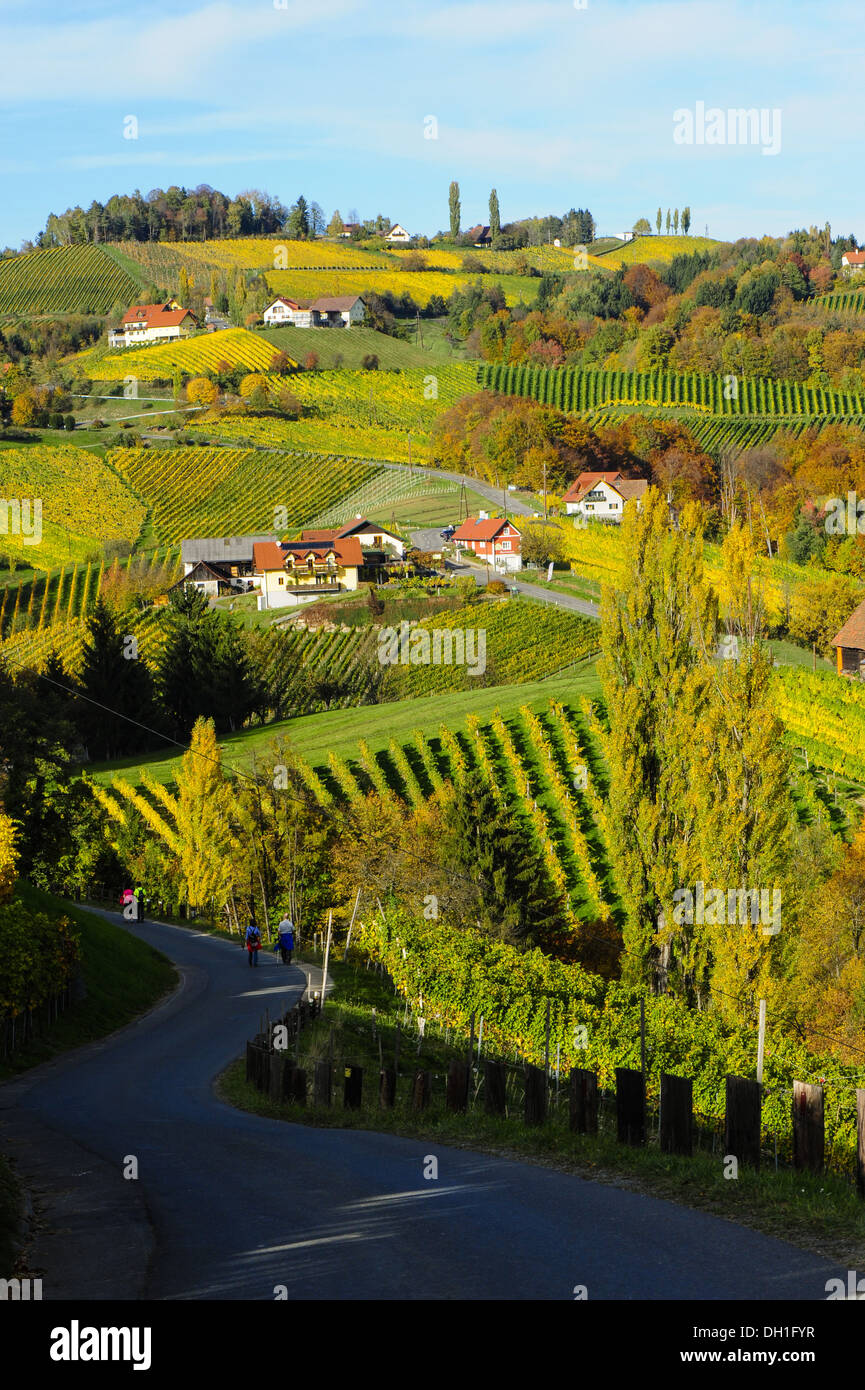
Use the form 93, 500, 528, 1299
269, 1054, 286, 1104
569, 1068, 598, 1135
313, 1060, 332, 1107
524, 1065, 547, 1126
659, 1073, 692, 1156
446, 1060, 468, 1112
412, 1070, 431, 1111
615, 1067, 646, 1146
344, 1065, 363, 1109
792, 1080, 824, 1174
289, 1067, 307, 1105
379, 1068, 397, 1109
857, 1089, 865, 1199
725, 1075, 762, 1169
484, 1060, 507, 1116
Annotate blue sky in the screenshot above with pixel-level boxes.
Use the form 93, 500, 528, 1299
0, 0, 861, 247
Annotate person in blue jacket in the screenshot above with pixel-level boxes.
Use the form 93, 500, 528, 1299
245, 920, 261, 967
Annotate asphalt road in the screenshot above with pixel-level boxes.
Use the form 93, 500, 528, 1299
412, 542, 600, 620
0, 913, 846, 1301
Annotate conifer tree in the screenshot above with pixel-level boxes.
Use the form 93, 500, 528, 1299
448, 181, 461, 240
489, 188, 501, 239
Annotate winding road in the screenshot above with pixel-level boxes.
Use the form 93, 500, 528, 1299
0, 913, 844, 1301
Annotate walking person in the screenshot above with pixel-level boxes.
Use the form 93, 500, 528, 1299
245, 919, 261, 967
276, 913, 294, 966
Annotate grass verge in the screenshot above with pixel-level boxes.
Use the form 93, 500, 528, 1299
0, 1153, 24, 1278
218, 951, 865, 1268
0, 884, 177, 1081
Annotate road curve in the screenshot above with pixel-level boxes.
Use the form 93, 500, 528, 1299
0, 914, 843, 1301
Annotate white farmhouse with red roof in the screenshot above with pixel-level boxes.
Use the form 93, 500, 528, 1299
262, 294, 365, 328
562, 471, 648, 522
263, 296, 311, 327
452, 514, 522, 573
841, 250, 865, 274
108, 300, 198, 348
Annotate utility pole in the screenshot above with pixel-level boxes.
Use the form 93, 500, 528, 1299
543, 457, 547, 521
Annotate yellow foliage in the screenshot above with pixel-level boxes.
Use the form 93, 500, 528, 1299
0, 808, 18, 903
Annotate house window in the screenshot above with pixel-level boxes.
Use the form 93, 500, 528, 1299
501, 541, 511, 550
278, 576, 284, 585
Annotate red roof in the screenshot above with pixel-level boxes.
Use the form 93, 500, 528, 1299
842, 251, 865, 265
831, 599, 865, 648
120, 302, 194, 328
561, 471, 624, 504
253, 537, 364, 572
452, 516, 521, 542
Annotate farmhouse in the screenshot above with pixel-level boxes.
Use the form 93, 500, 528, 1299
253, 536, 365, 609
841, 250, 865, 274
169, 561, 241, 599
181, 534, 275, 582
467, 225, 492, 246
299, 516, 406, 558
386, 224, 411, 243
452, 515, 522, 573
338, 223, 360, 238
262, 294, 365, 328
263, 296, 311, 327
108, 300, 197, 348
831, 600, 865, 677
562, 471, 648, 522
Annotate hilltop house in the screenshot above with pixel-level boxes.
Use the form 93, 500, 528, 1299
253, 536, 365, 609
831, 600, 865, 677
466, 225, 492, 246
841, 250, 865, 274
338, 223, 361, 238
108, 300, 197, 348
562, 471, 648, 522
452, 515, 522, 573
262, 294, 365, 328
386, 224, 412, 243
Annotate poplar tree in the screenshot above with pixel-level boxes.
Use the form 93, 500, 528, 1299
448, 181, 461, 240
172, 717, 235, 919
599, 490, 716, 988
689, 523, 794, 1015
489, 188, 501, 239
656, 207, 662, 234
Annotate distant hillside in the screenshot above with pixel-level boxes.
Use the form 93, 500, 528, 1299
0, 245, 140, 317
595, 234, 726, 269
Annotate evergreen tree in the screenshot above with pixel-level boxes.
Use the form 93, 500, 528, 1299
442, 771, 568, 948
489, 188, 501, 239
666, 208, 671, 234
656, 207, 662, 234
682, 205, 691, 235
286, 196, 310, 239
448, 181, 461, 240
673, 207, 679, 234
76, 599, 157, 761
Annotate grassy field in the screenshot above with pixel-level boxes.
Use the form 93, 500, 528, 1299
0, 884, 176, 1080
89, 658, 603, 788
220, 948, 865, 1266
365, 489, 487, 529
257, 324, 459, 370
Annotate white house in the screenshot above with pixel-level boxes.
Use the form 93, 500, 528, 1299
841, 250, 865, 274
263, 296, 311, 327
452, 515, 522, 573
562, 471, 648, 522
108, 300, 197, 348
301, 516, 406, 558
262, 294, 364, 328
386, 224, 411, 243
310, 295, 365, 326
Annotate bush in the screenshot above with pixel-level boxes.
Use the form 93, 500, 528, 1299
361, 354, 379, 371
486, 579, 507, 594
0, 900, 81, 1019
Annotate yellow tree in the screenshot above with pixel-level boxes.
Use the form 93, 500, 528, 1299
172, 718, 236, 920
0, 807, 18, 904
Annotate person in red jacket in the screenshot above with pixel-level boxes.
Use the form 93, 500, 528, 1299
244, 920, 261, 967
